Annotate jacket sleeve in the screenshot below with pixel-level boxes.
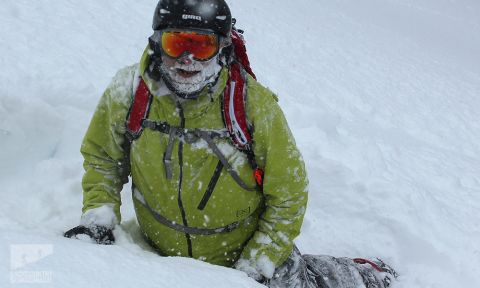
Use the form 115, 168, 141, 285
235, 80, 309, 279
80, 66, 136, 227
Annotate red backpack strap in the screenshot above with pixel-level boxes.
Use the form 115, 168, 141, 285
224, 28, 264, 187
222, 63, 264, 187
126, 78, 152, 140
223, 63, 252, 150
223, 28, 257, 149
121, 78, 152, 180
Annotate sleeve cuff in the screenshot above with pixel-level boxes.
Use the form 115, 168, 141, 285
235, 255, 276, 280
80, 204, 119, 229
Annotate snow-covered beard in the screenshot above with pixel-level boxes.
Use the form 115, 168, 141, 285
160, 54, 222, 99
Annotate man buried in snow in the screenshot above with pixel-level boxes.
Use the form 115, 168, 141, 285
64, 0, 397, 287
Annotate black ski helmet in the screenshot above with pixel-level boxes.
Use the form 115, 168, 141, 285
152, 0, 232, 37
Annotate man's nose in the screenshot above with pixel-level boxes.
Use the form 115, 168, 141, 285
177, 53, 193, 65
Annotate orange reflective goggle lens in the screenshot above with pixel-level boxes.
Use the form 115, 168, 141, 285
161, 31, 219, 61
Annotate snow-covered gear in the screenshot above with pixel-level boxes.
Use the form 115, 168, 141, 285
125, 24, 264, 197
79, 204, 119, 229
152, 0, 232, 37
263, 247, 398, 288
147, 31, 224, 99
64, 225, 115, 245
80, 46, 308, 268
125, 31, 263, 189
148, 0, 234, 99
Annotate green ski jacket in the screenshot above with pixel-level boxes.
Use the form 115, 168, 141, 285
81, 49, 308, 277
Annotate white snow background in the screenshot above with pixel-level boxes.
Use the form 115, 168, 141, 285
1, 0, 480, 287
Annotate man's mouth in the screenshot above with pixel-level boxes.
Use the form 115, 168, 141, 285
176, 68, 200, 78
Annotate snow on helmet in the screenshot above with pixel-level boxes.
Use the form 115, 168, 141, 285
152, 0, 232, 37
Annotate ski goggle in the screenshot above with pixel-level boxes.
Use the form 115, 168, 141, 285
160, 30, 220, 61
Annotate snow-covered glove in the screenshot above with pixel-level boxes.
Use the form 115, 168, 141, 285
64, 225, 115, 245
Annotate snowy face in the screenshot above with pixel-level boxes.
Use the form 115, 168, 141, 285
160, 53, 222, 96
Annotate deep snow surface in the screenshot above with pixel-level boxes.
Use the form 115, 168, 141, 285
1, 0, 480, 287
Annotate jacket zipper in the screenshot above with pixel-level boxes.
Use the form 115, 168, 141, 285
176, 103, 193, 257
197, 160, 223, 210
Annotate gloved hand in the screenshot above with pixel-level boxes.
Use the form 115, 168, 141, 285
64, 225, 115, 245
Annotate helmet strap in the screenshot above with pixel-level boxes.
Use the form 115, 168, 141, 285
147, 37, 163, 82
